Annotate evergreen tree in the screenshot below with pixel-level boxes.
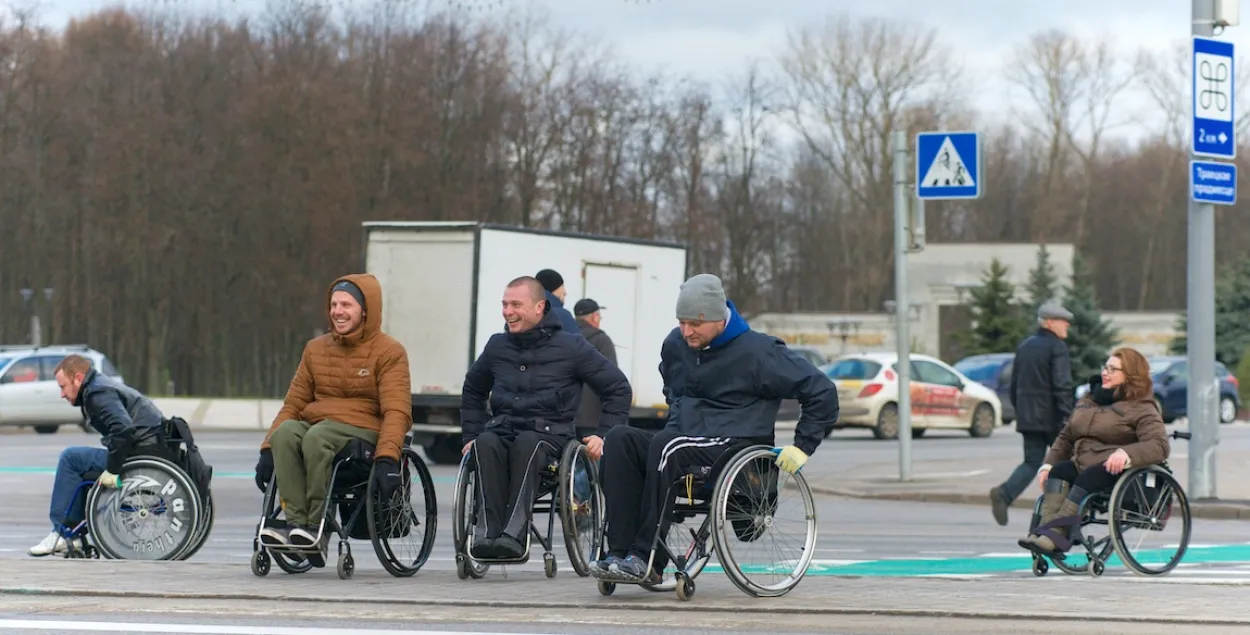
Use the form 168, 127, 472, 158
1063, 253, 1119, 381
1169, 256, 1250, 369
1022, 244, 1060, 322
953, 258, 1027, 356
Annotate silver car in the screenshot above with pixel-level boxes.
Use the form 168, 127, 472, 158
0, 345, 124, 434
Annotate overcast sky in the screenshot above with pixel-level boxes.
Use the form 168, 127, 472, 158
12, 0, 1249, 142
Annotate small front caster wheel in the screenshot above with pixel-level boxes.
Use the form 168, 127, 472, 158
456, 554, 470, 580
597, 580, 616, 596
337, 552, 354, 580
251, 551, 271, 577
1089, 559, 1105, 577
543, 553, 557, 578
1032, 555, 1048, 577
675, 573, 695, 601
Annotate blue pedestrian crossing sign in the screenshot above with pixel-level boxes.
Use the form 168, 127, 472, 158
915, 132, 981, 200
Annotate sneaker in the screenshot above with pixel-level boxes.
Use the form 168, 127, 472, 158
259, 519, 292, 546
288, 526, 326, 568
609, 554, 660, 584
28, 531, 67, 557
591, 553, 622, 575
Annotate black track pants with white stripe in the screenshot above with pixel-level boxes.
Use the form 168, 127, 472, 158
473, 429, 567, 541
601, 426, 734, 571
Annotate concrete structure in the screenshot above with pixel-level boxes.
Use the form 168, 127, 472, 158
751, 243, 1183, 364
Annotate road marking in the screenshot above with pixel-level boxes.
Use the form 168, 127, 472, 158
0, 621, 564, 634
0, 467, 456, 484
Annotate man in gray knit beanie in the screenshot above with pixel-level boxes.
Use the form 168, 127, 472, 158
676, 273, 730, 322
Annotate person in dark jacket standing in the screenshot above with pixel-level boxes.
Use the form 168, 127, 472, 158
30, 354, 167, 556
989, 300, 1074, 526
590, 273, 839, 584
460, 276, 632, 560
573, 298, 618, 437
535, 268, 582, 335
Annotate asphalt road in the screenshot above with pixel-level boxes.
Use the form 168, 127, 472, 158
5, 426, 1250, 576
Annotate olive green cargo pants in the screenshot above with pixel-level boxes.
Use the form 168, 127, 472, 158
269, 419, 378, 527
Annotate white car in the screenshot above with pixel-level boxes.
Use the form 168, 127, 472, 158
821, 352, 1003, 439
0, 345, 124, 434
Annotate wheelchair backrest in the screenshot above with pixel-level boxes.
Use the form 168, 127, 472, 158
164, 416, 213, 499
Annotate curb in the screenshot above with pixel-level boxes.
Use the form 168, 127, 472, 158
808, 484, 1250, 519
2, 587, 1247, 625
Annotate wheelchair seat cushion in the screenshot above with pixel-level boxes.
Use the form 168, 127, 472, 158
334, 438, 376, 464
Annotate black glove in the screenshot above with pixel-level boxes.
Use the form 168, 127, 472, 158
373, 457, 402, 504
255, 449, 274, 493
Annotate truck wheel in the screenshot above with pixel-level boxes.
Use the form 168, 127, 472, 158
34, 425, 59, 435
424, 435, 462, 465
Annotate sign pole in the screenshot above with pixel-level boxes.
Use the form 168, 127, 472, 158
892, 129, 913, 482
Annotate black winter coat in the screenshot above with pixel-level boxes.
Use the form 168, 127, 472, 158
74, 369, 167, 473
660, 302, 838, 456
1010, 328, 1073, 436
574, 322, 618, 434
461, 308, 632, 443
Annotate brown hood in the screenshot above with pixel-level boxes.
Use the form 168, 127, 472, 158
327, 273, 383, 345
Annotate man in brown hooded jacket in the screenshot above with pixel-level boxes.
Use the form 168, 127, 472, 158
253, 274, 412, 567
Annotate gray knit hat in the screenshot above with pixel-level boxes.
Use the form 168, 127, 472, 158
676, 274, 729, 321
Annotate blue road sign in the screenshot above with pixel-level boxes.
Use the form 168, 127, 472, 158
1193, 36, 1236, 159
915, 132, 980, 200
1191, 160, 1237, 205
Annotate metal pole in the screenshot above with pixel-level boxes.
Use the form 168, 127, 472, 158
893, 129, 912, 482
1189, 0, 1220, 500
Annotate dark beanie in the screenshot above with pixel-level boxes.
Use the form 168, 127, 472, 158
331, 280, 366, 310
535, 269, 564, 293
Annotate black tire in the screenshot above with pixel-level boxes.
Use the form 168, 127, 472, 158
1108, 465, 1191, 577
367, 446, 438, 577
873, 404, 899, 440
1219, 396, 1237, 424
969, 403, 995, 438
87, 457, 203, 561
34, 424, 58, 434
558, 442, 604, 577
178, 489, 215, 560
451, 452, 490, 579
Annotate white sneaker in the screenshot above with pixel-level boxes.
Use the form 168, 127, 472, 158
28, 531, 67, 557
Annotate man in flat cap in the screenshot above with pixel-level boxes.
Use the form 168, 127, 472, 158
990, 300, 1074, 526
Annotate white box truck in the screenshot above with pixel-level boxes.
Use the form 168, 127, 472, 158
362, 221, 689, 464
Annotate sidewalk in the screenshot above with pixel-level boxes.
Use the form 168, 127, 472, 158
1, 559, 1247, 624
805, 448, 1250, 520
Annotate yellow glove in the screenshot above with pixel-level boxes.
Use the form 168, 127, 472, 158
96, 470, 121, 488
774, 446, 808, 474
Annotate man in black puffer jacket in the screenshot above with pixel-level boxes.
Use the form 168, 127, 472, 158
460, 276, 632, 560
590, 273, 839, 584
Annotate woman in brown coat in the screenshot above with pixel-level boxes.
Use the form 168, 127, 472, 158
1018, 346, 1169, 556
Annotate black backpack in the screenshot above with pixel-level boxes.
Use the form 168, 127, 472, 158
164, 416, 214, 499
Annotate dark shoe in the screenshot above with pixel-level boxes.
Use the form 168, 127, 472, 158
590, 553, 624, 577
1030, 499, 1081, 553
259, 519, 292, 546
289, 526, 326, 568
493, 534, 525, 559
470, 537, 497, 560
610, 554, 661, 584
990, 486, 1009, 526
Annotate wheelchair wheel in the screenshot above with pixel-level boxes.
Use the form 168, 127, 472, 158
260, 472, 312, 575
451, 452, 490, 579
367, 446, 438, 577
177, 489, 215, 561
557, 441, 604, 577
1108, 465, 1191, 576
710, 446, 818, 598
86, 457, 204, 561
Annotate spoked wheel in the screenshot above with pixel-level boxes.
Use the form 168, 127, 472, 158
710, 446, 818, 598
367, 447, 438, 577
558, 442, 604, 577
86, 457, 203, 561
451, 452, 490, 579
1108, 465, 1191, 576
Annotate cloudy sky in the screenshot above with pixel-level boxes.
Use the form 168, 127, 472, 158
12, 0, 1248, 141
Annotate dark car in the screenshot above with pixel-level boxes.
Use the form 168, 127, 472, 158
1075, 355, 1241, 424
953, 353, 1015, 423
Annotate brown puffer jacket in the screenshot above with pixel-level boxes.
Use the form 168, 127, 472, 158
261, 273, 412, 461
1043, 395, 1169, 472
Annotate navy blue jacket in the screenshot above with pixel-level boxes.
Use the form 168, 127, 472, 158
545, 291, 581, 335
461, 306, 633, 442
73, 369, 166, 473
660, 301, 838, 456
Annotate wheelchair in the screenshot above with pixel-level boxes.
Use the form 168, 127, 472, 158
1029, 431, 1193, 578
451, 437, 604, 579
250, 433, 438, 580
595, 442, 819, 601
56, 423, 216, 562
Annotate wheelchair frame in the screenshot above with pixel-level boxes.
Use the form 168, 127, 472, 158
57, 451, 213, 562
451, 438, 604, 580
250, 433, 438, 580
1029, 430, 1193, 578
595, 443, 819, 601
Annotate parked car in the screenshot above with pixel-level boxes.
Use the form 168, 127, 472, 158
952, 353, 1015, 423
0, 345, 124, 434
1074, 355, 1240, 424
787, 344, 828, 368
820, 352, 1002, 440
